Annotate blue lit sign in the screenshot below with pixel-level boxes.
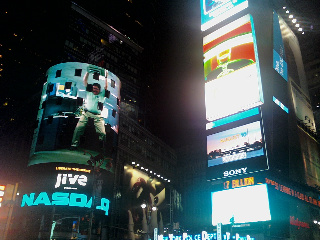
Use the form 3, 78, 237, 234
273, 11, 288, 81
206, 107, 259, 130
21, 192, 110, 215
273, 96, 289, 113
200, 0, 248, 31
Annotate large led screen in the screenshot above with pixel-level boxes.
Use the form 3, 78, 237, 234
200, 0, 248, 31
207, 121, 264, 167
204, 14, 263, 121
123, 166, 166, 238
211, 184, 271, 225
21, 163, 113, 216
29, 62, 120, 168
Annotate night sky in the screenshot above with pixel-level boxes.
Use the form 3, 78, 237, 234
0, 0, 320, 181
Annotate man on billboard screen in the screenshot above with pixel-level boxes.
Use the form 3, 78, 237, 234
70, 68, 109, 151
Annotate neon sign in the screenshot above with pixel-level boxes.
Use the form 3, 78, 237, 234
265, 178, 320, 208
290, 216, 310, 229
54, 173, 88, 189
158, 231, 255, 240
223, 177, 254, 189
21, 192, 110, 215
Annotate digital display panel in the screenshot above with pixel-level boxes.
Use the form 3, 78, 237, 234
21, 163, 114, 216
204, 14, 263, 121
211, 184, 271, 225
29, 62, 120, 168
200, 0, 248, 31
124, 165, 166, 235
207, 121, 264, 167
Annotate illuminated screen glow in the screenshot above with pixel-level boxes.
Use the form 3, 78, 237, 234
211, 184, 271, 225
200, 0, 248, 31
206, 107, 259, 130
203, 15, 263, 121
273, 11, 288, 81
29, 62, 120, 167
207, 121, 264, 167
21, 192, 110, 215
273, 96, 289, 113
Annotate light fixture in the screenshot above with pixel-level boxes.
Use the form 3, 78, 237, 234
141, 203, 146, 209
302, 32, 305, 34
286, 10, 289, 13
289, 15, 293, 18
152, 206, 157, 211
298, 28, 303, 31
292, 19, 297, 23
132, 161, 135, 164
295, 24, 300, 27
282, 6, 286, 9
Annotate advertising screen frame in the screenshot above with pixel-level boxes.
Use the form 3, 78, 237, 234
203, 14, 263, 122
211, 184, 271, 225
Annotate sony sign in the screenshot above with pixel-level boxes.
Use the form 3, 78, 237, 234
55, 173, 88, 189
223, 167, 247, 177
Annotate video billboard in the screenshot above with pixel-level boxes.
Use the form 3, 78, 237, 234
200, 0, 248, 31
207, 121, 264, 167
211, 184, 271, 225
21, 163, 113, 216
123, 165, 166, 239
29, 62, 120, 168
204, 14, 263, 121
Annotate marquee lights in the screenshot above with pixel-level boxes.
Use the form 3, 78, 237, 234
265, 178, 320, 208
130, 161, 171, 182
21, 192, 110, 215
55, 166, 91, 173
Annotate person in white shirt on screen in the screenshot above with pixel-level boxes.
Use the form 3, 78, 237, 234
70, 69, 108, 150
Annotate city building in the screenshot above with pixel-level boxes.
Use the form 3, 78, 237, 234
174, 1, 320, 240
0, 1, 180, 239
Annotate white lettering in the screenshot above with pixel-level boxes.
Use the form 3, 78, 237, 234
223, 167, 248, 177
55, 173, 87, 189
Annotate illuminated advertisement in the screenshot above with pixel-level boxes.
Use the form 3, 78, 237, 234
21, 164, 113, 216
124, 165, 166, 239
21, 192, 110, 215
200, 0, 248, 31
298, 129, 320, 187
29, 62, 120, 168
207, 121, 264, 167
291, 82, 316, 133
158, 232, 256, 240
273, 11, 288, 81
211, 184, 271, 225
204, 14, 263, 121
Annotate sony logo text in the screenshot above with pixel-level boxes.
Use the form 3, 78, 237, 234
223, 167, 247, 177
